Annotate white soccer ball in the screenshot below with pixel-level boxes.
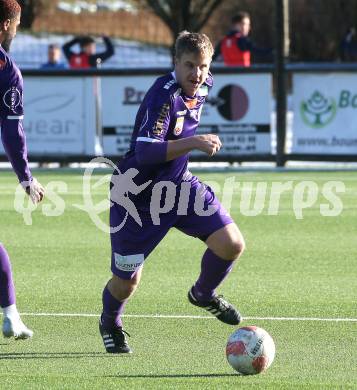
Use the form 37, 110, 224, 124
226, 326, 275, 375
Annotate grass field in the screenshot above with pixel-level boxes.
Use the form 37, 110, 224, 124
0, 169, 356, 389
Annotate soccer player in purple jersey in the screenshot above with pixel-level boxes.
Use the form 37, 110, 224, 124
0, 0, 44, 339
99, 31, 245, 353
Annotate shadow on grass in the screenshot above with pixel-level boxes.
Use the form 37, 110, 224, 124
105, 373, 239, 379
0, 352, 122, 360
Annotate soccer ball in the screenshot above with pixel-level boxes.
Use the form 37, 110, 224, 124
226, 326, 275, 375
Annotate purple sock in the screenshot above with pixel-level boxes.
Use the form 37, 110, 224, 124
0, 244, 16, 308
193, 248, 235, 302
101, 285, 127, 330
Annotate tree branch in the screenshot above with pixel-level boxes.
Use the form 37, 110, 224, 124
192, 0, 223, 32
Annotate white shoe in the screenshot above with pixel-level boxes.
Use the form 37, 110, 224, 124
2, 317, 33, 339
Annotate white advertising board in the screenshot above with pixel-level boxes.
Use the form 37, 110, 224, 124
291, 73, 357, 154
0, 77, 96, 156
101, 73, 272, 156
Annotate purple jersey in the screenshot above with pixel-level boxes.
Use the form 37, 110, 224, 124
0, 45, 31, 183
109, 71, 235, 279
116, 71, 213, 206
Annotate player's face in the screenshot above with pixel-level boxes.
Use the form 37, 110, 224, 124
83, 43, 96, 55
237, 17, 251, 36
2, 12, 20, 52
48, 46, 61, 63
174, 51, 211, 97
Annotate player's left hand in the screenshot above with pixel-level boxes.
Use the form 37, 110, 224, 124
26, 177, 45, 204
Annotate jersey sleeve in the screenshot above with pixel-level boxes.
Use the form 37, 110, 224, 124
134, 87, 173, 165
136, 95, 172, 143
0, 56, 23, 119
0, 53, 32, 184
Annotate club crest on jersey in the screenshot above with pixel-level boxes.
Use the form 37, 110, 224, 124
174, 116, 184, 136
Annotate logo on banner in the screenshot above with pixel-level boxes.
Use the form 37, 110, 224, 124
27, 94, 75, 113
300, 91, 336, 128
216, 84, 249, 121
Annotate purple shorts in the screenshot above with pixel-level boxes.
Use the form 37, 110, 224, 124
110, 176, 233, 279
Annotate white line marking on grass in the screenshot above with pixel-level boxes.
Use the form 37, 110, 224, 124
17, 313, 357, 322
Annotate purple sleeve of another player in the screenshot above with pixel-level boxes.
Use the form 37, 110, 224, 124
1, 118, 32, 184
0, 51, 32, 184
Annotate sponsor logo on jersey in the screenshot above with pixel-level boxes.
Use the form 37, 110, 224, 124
114, 253, 145, 272
176, 109, 187, 116
174, 116, 184, 136
3, 86, 22, 114
153, 103, 170, 135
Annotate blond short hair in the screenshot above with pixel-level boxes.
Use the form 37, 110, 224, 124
175, 31, 214, 59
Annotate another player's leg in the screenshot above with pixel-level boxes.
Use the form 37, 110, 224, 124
188, 223, 245, 325
99, 267, 143, 353
0, 244, 33, 339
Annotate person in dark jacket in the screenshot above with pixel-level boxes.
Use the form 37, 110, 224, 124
213, 12, 272, 67
63, 35, 114, 69
340, 27, 357, 62
41, 44, 67, 69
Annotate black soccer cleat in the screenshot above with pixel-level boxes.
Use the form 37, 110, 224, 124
188, 287, 242, 325
99, 319, 132, 354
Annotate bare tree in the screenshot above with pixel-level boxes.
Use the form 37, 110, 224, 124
136, 0, 223, 56
18, 0, 53, 29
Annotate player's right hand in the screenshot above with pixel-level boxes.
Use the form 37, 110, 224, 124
25, 177, 45, 204
195, 134, 222, 156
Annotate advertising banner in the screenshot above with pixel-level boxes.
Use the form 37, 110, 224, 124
0, 77, 96, 156
291, 73, 357, 154
101, 73, 272, 156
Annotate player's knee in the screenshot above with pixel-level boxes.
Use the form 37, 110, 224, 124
225, 236, 245, 260
123, 280, 139, 298
110, 275, 140, 299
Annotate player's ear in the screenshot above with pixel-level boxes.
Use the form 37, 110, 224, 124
2, 19, 11, 31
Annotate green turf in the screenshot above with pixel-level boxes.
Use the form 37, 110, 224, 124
0, 169, 356, 389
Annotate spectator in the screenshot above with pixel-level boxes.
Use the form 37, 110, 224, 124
62, 35, 114, 69
213, 12, 272, 67
41, 44, 66, 69
340, 27, 357, 62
